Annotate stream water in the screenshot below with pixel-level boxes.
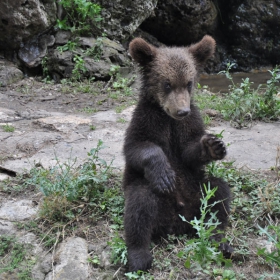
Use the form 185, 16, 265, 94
200, 69, 272, 93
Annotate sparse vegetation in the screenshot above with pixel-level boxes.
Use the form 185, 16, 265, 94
1, 66, 280, 279
257, 223, 280, 268
57, 40, 79, 53
56, 0, 102, 35
178, 183, 232, 272
85, 36, 104, 61
0, 235, 34, 279
195, 64, 280, 128
72, 54, 87, 80
2, 141, 280, 279
2, 124, 15, 132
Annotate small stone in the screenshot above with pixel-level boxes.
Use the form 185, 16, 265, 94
99, 248, 112, 269
0, 219, 16, 235
0, 66, 24, 86
0, 174, 9, 181
45, 237, 89, 280
40, 253, 53, 274
203, 108, 220, 117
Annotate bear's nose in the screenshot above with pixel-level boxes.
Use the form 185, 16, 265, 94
177, 108, 190, 117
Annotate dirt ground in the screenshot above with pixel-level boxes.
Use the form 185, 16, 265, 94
0, 77, 280, 279
0, 77, 138, 173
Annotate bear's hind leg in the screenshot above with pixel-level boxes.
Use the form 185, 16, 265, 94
124, 186, 158, 272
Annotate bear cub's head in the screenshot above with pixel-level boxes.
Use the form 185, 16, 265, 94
129, 36, 216, 120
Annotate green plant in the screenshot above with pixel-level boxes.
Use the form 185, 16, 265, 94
213, 268, 237, 280
218, 63, 280, 127
0, 235, 34, 279
57, 40, 79, 52
257, 223, 280, 267
202, 114, 212, 126
24, 141, 124, 227
80, 106, 97, 114
106, 64, 136, 98
41, 56, 52, 82
72, 55, 87, 80
125, 271, 154, 280
109, 64, 120, 76
195, 64, 280, 128
257, 67, 280, 120
87, 255, 100, 265
25, 140, 111, 202
85, 36, 104, 61
108, 234, 128, 265
178, 183, 232, 271
56, 0, 102, 35
117, 118, 126, 123
217, 63, 258, 128
2, 124, 15, 132
206, 161, 280, 221
115, 104, 127, 113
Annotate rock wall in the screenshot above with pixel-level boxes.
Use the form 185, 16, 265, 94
0, 0, 280, 73
140, 0, 218, 46
140, 0, 280, 71
0, 0, 57, 50
224, 0, 280, 70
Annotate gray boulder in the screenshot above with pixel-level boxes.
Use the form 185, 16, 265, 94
46, 36, 131, 80
19, 34, 55, 68
0, 65, 24, 86
45, 237, 89, 280
95, 0, 158, 41
0, 0, 57, 50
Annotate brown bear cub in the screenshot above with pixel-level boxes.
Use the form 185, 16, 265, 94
123, 35, 233, 272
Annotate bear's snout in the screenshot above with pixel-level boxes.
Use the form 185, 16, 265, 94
177, 108, 191, 118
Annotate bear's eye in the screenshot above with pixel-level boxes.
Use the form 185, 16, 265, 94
187, 81, 193, 92
164, 81, 172, 92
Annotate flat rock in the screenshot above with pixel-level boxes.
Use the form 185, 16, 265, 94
34, 114, 93, 133
0, 107, 21, 122
0, 219, 17, 235
0, 199, 38, 221
0, 174, 10, 181
209, 122, 280, 169
1, 107, 279, 173
45, 237, 89, 280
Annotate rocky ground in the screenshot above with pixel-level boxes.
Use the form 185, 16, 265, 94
0, 74, 279, 279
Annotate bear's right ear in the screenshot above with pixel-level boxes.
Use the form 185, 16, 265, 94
129, 38, 157, 66
188, 35, 216, 65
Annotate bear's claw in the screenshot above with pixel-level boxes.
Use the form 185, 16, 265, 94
202, 134, 227, 160
145, 164, 176, 193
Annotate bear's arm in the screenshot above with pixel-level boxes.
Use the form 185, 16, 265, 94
180, 105, 227, 167
182, 134, 227, 168
124, 140, 176, 193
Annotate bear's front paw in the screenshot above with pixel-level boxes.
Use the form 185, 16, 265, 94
210, 234, 233, 259
145, 164, 176, 193
201, 134, 227, 160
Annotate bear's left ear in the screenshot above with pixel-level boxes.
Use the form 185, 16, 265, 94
188, 35, 216, 65
129, 38, 157, 66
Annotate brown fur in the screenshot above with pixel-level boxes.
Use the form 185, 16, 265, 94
123, 36, 233, 272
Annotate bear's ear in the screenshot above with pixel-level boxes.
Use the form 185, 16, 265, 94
129, 38, 157, 66
188, 35, 216, 65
